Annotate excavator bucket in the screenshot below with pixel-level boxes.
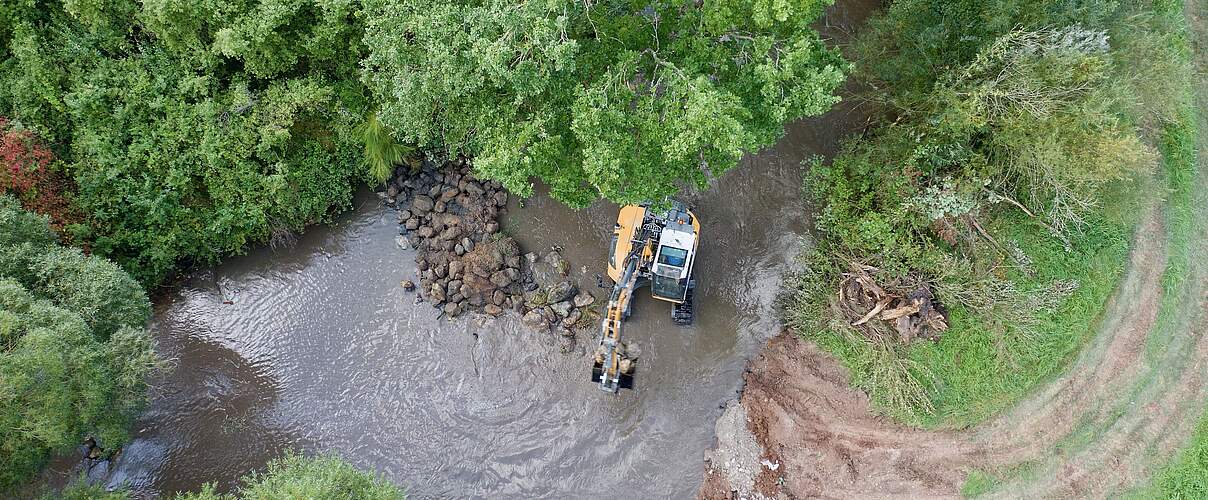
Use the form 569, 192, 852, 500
590, 362, 635, 390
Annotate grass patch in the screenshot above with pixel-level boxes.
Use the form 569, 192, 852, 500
1128, 412, 1208, 499
906, 204, 1135, 427
960, 470, 997, 498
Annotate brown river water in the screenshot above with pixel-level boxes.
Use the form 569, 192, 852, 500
32, 3, 877, 498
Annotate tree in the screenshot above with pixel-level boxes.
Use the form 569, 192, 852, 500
0, 280, 157, 490
361, 0, 846, 206
0, 198, 159, 490
175, 452, 406, 500
0, 1, 370, 284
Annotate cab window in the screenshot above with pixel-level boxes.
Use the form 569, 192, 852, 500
657, 246, 688, 267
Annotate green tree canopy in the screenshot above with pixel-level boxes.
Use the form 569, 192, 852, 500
0, 197, 159, 490
176, 452, 406, 500
0, 1, 370, 284
362, 0, 846, 206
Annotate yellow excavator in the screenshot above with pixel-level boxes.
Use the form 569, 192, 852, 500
591, 201, 700, 392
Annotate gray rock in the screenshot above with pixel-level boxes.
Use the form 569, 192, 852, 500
564, 309, 582, 326
405, 218, 420, 230
556, 326, 575, 338
429, 283, 446, 304
525, 252, 539, 263
417, 226, 435, 238
464, 181, 485, 196
455, 244, 465, 256
484, 304, 503, 316
540, 306, 559, 324
522, 310, 547, 330
493, 191, 508, 207
573, 292, 595, 308
551, 300, 573, 318
434, 200, 446, 213
461, 237, 474, 252
443, 302, 462, 317
417, 260, 430, 271
448, 280, 463, 295
440, 226, 462, 241
486, 222, 499, 234
401, 280, 416, 292
492, 290, 507, 306
411, 195, 435, 213
547, 281, 577, 304
440, 187, 459, 201
489, 270, 513, 288
448, 293, 463, 303
505, 255, 521, 269
459, 284, 473, 298
399, 209, 411, 220
448, 260, 464, 278
468, 293, 486, 307
545, 251, 570, 276
395, 235, 411, 250
386, 185, 400, 197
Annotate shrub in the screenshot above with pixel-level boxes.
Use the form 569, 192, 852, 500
176, 452, 405, 500
0, 279, 157, 490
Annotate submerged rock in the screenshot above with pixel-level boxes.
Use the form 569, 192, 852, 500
548, 281, 577, 304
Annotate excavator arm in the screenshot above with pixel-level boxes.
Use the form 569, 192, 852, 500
592, 244, 647, 391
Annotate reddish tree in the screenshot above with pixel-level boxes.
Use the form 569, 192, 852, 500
0, 117, 82, 235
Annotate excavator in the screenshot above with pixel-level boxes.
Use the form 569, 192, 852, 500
591, 201, 699, 392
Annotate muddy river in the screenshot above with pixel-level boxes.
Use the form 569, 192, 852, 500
33, 4, 877, 498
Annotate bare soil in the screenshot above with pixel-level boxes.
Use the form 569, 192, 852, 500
701, 198, 1208, 498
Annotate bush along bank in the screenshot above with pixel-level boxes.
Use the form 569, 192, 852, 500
0, 195, 160, 491
386, 158, 599, 352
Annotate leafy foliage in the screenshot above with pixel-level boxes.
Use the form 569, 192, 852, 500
0, 198, 159, 490
0, 1, 370, 284
360, 112, 412, 184
361, 0, 846, 206
785, 0, 1176, 425
175, 452, 405, 500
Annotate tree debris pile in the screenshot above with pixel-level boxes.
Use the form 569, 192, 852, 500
839, 263, 948, 344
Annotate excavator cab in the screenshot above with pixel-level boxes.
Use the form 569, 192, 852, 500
593, 200, 700, 392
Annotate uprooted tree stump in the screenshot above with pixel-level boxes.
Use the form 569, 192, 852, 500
838, 262, 948, 344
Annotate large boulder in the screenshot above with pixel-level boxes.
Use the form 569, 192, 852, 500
429, 283, 446, 304
573, 292, 595, 308
551, 300, 573, 318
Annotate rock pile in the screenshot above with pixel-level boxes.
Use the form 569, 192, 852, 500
385, 158, 598, 350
